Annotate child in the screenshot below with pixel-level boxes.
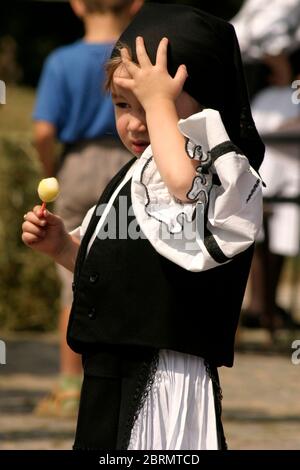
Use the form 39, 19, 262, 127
22, 3, 264, 450
32, 0, 143, 416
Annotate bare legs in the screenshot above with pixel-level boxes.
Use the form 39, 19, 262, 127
246, 243, 285, 330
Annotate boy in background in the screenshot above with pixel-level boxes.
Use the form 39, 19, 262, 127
33, 0, 143, 417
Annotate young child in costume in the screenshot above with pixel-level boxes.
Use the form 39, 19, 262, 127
22, 3, 264, 450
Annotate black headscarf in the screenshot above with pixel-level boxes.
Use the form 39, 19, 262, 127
112, 3, 264, 170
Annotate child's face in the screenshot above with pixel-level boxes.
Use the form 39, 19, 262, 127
112, 64, 201, 157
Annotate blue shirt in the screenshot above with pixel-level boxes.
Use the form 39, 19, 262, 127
33, 40, 118, 143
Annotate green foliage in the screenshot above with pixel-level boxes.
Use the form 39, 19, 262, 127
0, 136, 60, 331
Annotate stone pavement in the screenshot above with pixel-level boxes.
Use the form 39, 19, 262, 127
220, 332, 300, 450
0, 329, 299, 450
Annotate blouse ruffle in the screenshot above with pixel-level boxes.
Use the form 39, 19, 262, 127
131, 108, 263, 272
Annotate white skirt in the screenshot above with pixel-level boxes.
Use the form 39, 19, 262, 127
128, 349, 218, 450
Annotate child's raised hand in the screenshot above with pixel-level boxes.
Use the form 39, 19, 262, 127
22, 206, 69, 258
115, 37, 188, 110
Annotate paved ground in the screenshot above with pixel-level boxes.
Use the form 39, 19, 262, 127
0, 327, 299, 450
0, 334, 75, 450
220, 341, 300, 450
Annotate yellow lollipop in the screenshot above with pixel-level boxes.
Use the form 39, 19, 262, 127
37, 177, 60, 213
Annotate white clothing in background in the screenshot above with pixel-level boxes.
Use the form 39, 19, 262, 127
231, 0, 300, 60
252, 86, 300, 255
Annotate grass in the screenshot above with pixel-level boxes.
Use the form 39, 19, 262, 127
0, 85, 60, 331
0, 85, 35, 137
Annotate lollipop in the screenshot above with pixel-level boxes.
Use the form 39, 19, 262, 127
37, 177, 60, 213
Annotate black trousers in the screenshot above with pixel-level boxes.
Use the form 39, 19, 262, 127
73, 347, 227, 450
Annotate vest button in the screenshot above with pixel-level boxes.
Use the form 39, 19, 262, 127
89, 274, 99, 283
88, 307, 96, 319
72, 282, 76, 292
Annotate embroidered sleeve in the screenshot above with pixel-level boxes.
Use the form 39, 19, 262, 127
131, 109, 263, 272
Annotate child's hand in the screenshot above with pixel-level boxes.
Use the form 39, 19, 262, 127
115, 36, 188, 110
22, 206, 69, 258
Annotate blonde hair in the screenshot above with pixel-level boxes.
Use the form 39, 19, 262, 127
81, 0, 133, 14
105, 42, 132, 90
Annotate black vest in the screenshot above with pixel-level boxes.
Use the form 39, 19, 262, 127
67, 158, 253, 367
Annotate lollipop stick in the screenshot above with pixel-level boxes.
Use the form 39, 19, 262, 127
40, 201, 46, 215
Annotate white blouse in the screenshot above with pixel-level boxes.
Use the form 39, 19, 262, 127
71, 109, 263, 271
